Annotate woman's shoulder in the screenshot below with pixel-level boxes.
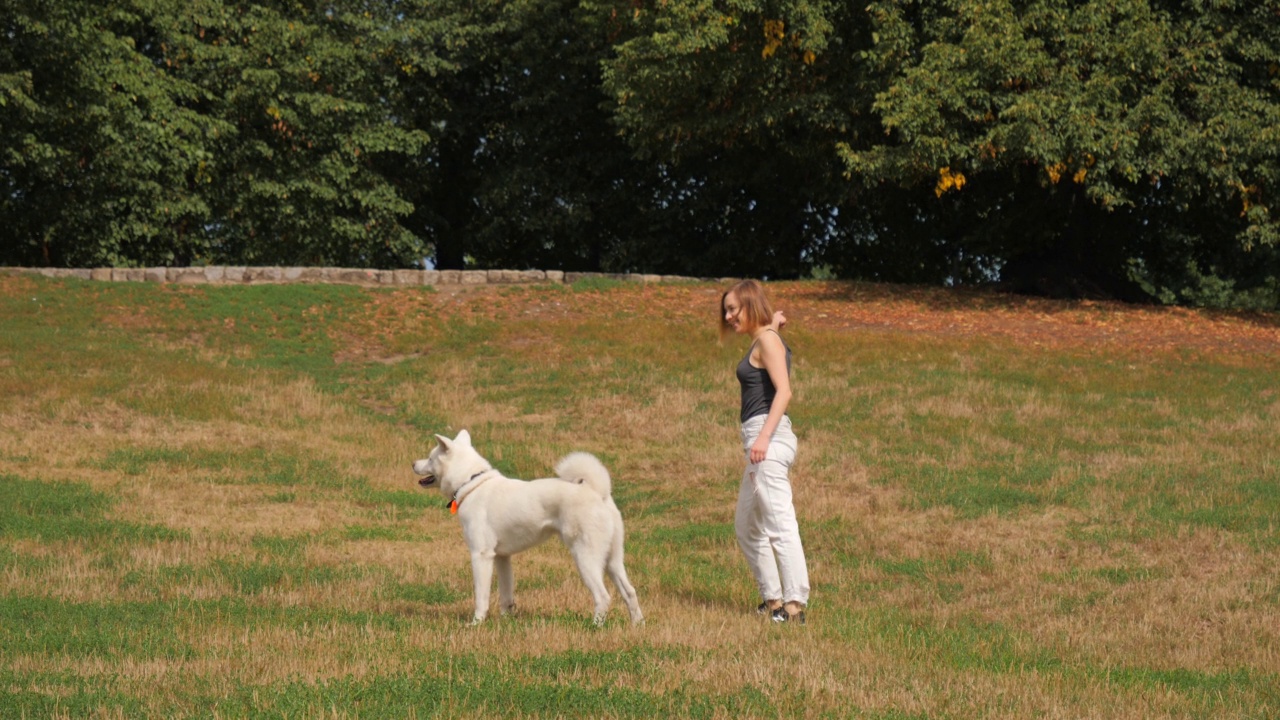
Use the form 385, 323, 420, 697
755, 329, 787, 353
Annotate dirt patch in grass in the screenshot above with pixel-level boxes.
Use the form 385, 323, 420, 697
338, 279, 1280, 364
774, 282, 1280, 359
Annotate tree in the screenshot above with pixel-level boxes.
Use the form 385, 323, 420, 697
599, 0, 868, 278
1, 0, 223, 266
846, 0, 1280, 299
6, 0, 1278, 308
145, 0, 434, 267
601, 0, 1280, 300
1, 0, 442, 268
397, 0, 744, 275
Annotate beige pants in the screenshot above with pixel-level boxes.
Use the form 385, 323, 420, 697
735, 415, 809, 605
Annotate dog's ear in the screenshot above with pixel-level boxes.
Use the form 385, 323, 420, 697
434, 434, 453, 453
455, 429, 472, 447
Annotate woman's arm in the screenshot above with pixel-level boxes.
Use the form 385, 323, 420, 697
749, 331, 792, 464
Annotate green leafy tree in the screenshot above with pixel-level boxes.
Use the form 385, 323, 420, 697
2, 0, 445, 268
599, 0, 867, 278
846, 0, 1280, 298
150, 0, 435, 266
7, 0, 1278, 307
601, 0, 1280, 300
398, 0, 755, 275
1, 0, 224, 266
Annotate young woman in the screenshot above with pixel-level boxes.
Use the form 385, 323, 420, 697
720, 279, 809, 624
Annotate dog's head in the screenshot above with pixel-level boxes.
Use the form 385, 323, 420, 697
412, 429, 490, 497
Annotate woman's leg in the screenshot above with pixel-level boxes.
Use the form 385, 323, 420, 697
735, 463, 783, 604
754, 423, 809, 607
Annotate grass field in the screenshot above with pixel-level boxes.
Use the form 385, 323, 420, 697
1, 273, 1277, 718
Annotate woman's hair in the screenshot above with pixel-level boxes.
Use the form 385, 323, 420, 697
720, 279, 774, 339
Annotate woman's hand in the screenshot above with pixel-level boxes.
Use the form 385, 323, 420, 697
749, 437, 770, 464
771, 310, 787, 331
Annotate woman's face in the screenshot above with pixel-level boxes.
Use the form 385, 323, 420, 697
723, 292, 746, 334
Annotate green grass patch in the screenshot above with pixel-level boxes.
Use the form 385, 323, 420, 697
250, 534, 311, 559
383, 580, 460, 605
211, 559, 366, 595
202, 667, 777, 718
159, 284, 363, 390
0, 476, 186, 543
343, 523, 404, 541
0, 669, 143, 718
0, 595, 193, 659
640, 522, 734, 549
570, 276, 629, 292
1107, 666, 1279, 711
1128, 471, 1280, 544
903, 462, 1053, 517
102, 447, 365, 490
357, 488, 444, 523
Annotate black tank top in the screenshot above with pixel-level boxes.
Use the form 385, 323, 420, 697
736, 330, 791, 422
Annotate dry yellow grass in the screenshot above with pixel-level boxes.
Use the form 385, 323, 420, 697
1, 276, 1277, 717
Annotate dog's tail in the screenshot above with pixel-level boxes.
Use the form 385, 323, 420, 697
555, 452, 612, 499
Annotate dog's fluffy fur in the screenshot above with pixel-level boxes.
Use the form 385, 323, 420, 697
413, 430, 643, 626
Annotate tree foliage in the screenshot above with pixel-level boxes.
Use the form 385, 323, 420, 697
602, 0, 1280, 300
2, 0, 219, 265
2, 0, 439, 267
3, 0, 1279, 307
844, 0, 1280, 298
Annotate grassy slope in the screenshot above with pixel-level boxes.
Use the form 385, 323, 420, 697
0, 274, 1277, 719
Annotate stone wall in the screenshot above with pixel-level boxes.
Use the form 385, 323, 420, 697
6, 266, 719, 287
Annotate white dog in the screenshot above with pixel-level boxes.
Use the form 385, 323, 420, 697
413, 429, 643, 626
